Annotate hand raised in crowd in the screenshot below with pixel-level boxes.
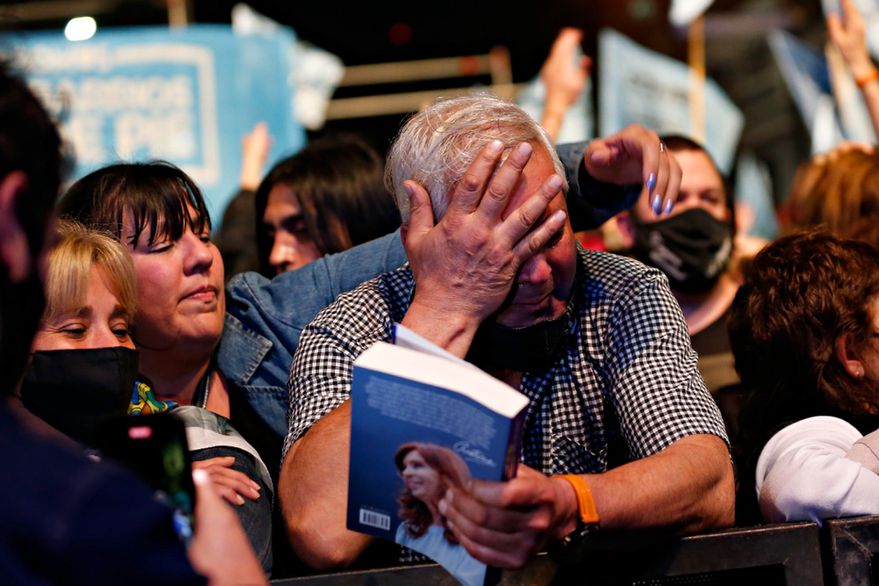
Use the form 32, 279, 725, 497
192, 456, 262, 506
239, 121, 273, 191
584, 124, 683, 216
437, 465, 578, 568
188, 468, 267, 585
401, 140, 567, 356
827, 0, 875, 81
540, 27, 592, 142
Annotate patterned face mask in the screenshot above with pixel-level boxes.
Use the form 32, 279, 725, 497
631, 208, 733, 295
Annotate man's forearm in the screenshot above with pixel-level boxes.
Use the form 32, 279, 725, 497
278, 401, 373, 569
584, 434, 734, 533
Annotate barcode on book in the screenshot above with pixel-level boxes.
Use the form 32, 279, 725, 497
359, 508, 390, 531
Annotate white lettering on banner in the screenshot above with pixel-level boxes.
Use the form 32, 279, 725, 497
19, 44, 115, 73
66, 115, 106, 164
115, 110, 196, 159
18, 43, 219, 185
72, 75, 193, 112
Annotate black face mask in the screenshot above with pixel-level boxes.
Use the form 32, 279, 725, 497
632, 208, 733, 295
466, 275, 580, 373
467, 313, 572, 373
20, 347, 140, 447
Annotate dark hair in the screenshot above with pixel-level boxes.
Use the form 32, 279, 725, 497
0, 60, 62, 261
730, 230, 879, 419
394, 443, 470, 542
659, 133, 735, 223
254, 134, 399, 276
57, 161, 211, 247
0, 61, 63, 396
729, 230, 879, 521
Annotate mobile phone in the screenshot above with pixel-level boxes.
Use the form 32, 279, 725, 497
97, 413, 196, 545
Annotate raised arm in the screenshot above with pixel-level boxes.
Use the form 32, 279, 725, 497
828, 0, 879, 137
558, 124, 683, 230
539, 28, 591, 142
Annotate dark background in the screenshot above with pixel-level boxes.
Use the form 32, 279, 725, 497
0, 0, 833, 199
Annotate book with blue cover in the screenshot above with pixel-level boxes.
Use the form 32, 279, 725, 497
347, 323, 530, 586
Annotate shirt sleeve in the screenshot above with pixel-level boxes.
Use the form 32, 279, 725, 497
846, 427, 879, 475
756, 416, 879, 524
221, 230, 406, 392
282, 279, 397, 458
602, 266, 729, 459
226, 229, 405, 336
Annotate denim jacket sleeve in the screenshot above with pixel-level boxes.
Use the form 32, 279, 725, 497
217, 230, 406, 437
557, 140, 642, 231
217, 145, 636, 438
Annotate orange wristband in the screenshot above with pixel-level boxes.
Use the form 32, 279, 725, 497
856, 68, 879, 89
556, 474, 599, 525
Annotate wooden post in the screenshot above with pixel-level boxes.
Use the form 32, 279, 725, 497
167, 0, 190, 28
688, 15, 706, 143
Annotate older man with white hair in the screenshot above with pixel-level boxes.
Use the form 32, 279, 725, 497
279, 94, 734, 571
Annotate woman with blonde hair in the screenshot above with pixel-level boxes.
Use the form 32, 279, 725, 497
781, 145, 879, 248
21, 219, 142, 445
20, 218, 273, 572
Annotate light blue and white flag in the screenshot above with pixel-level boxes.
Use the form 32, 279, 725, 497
5, 24, 305, 230
733, 152, 778, 240
598, 28, 743, 174
232, 2, 343, 131
767, 29, 846, 154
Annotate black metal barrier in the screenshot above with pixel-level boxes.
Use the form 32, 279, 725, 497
271, 520, 827, 585
825, 515, 879, 586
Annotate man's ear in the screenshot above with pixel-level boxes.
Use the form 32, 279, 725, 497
613, 211, 636, 250
835, 333, 866, 379
400, 222, 408, 247
0, 171, 32, 284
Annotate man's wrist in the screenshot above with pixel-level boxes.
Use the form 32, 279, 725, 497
401, 299, 481, 357
548, 474, 601, 565
856, 66, 879, 89
550, 475, 581, 540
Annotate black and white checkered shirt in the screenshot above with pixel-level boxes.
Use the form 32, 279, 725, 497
283, 247, 728, 470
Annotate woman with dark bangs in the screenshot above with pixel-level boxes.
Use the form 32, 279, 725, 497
58, 162, 286, 571
393, 443, 484, 586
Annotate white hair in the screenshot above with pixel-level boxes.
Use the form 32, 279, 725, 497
384, 93, 567, 222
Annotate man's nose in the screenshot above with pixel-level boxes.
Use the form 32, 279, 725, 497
517, 253, 553, 285
92, 326, 122, 348
269, 234, 307, 274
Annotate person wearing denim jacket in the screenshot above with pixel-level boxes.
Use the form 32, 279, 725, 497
217, 139, 654, 445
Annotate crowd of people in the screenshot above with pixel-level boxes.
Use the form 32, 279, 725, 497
5, 4, 879, 584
